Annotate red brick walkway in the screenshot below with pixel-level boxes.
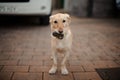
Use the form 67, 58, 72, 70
0, 17, 120, 80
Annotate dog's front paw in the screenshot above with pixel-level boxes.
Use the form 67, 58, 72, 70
61, 67, 69, 75
49, 66, 57, 74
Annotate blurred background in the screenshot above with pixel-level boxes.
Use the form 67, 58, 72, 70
52, 0, 120, 18
0, 0, 120, 25
0, 0, 120, 80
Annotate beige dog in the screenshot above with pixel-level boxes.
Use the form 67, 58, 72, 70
49, 13, 72, 75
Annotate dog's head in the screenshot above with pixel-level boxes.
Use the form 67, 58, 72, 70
49, 13, 71, 39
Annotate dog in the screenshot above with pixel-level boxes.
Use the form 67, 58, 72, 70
49, 13, 72, 75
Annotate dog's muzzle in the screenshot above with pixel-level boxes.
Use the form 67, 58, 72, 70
52, 32, 64, 40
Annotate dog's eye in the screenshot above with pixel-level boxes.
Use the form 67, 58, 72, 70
54, 21, 57, 24
63, 20, 66, 23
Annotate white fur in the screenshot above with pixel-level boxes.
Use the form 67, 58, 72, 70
49, 13, 72, 75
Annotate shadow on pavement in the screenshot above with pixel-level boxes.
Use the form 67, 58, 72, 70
0, 16, 49, 28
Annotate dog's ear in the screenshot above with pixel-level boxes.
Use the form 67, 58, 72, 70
64, 14, 71, 24
49, 15, 54, 23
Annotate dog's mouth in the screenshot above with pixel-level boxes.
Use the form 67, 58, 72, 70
52, 32, 64, 40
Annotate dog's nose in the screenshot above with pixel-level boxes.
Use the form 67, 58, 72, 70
59, 31, 63, 33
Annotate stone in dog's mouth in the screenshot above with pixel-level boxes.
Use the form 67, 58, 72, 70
52, 32, 64, 40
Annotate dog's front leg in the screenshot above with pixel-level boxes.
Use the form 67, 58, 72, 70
61, 51, 70, 75
49, 50, 57, 74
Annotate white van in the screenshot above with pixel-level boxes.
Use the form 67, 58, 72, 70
0, 0, 52, 25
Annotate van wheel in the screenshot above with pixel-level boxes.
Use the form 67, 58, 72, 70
39, 15, 50, 25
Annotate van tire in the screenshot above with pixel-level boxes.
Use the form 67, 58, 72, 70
39, 15, 50, 25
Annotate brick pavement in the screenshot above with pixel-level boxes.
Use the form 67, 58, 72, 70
0, 17, 120, 80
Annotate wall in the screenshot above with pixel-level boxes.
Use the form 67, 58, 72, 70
64, 0, 116, 17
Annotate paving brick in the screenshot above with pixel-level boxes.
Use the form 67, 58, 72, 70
43, 60, 53, 66
0, 72, 13, 80
0, 55, 10, 60
35, 50, 50, 55
12, 72, 42, 80
9, 55, 32, 60
0, 51, 23, 56
69, 60, 82, 66
30, 66, 50, 72
93, 61, 120, 68
82, 65, 96, 72
44, 72, 74, 80
0, 60, 18, 66
69, 55, 79, 61
14, 48, 25, 52
73, 72, 102, 80
42, 55, 51, 61
32, 55, 45, 60
18, 60, 43, 66
106, 61, 120, 68
8, 51, 23, 56
93, 61, 108, 68
1, 66, 29, 72
22, 51, 36, 56
115, 60, 120, 65
68, 66, 84, 72
81, 61, 96, 71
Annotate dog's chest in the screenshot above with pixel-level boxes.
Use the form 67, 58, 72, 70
57, 40, 66, 49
